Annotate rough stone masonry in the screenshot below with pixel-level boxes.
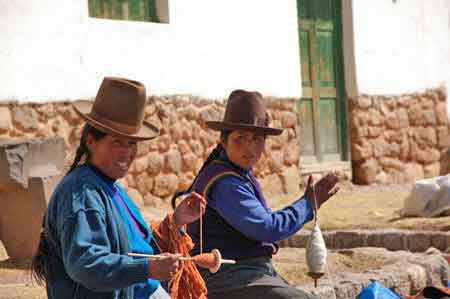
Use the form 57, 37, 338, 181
0, 87, 447, 209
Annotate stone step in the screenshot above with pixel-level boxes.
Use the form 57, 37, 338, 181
279, 228, 450, 252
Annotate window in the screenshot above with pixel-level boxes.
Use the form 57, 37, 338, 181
88, 0, 169, 23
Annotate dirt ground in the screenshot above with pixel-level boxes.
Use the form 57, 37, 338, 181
1, 183, 449, 298
272, 247, 390, 286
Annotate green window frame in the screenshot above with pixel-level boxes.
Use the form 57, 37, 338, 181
88, 0, 160, 23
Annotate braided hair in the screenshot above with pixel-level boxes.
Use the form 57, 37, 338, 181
171, 132, 229, 209
31, 123, 106, 286
68, 124, 107, 173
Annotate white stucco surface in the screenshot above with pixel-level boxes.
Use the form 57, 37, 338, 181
351, 0, 450, 98
0, 0, 301, 102
1, 0, 449, 104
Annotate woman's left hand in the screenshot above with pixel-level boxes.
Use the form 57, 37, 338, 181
173, 192, 206, 227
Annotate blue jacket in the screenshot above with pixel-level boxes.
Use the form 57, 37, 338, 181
43, 165, 157, 299
187, 150, 313, 260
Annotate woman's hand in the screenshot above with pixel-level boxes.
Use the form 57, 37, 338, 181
147, 253, 181, 281
173, 192, 206, 227
304, 171, 340, 210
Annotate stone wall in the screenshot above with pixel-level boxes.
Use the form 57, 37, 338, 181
0, 96, 301, 206
350, 87, 450, 184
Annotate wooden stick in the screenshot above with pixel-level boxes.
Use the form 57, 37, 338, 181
199, 201, 203, 255
220, 259, 236, 264
128, 252, 236, 264
128, 253, 192, 261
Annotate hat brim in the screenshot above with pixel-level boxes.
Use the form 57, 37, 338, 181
206, 121, 283, 136
72, 101, 159, 141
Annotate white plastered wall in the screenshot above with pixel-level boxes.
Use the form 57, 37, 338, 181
347, 0, 450, 109
0, 0, 302, 102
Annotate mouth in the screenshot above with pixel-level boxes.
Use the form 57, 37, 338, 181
242, 155, 255, 161
115, 161, 130, 171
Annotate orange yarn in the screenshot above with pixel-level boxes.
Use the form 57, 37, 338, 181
151, 213, 207, 299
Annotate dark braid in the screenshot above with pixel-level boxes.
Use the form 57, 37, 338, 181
68, 124, 107, 173
30, 228, 51, 286
171, 132, 229, 209
31, 123, 106, 286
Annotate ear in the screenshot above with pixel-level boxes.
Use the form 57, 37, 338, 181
85, 133, 96, 153
220, 134, 227, 150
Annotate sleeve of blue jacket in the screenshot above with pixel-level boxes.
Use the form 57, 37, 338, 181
59, 183, 148, 292
208, 176, 314, 243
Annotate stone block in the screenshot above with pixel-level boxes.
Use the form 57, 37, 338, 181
301, 285, 336, 299
182, 153, 198, 172
423, 109, 437, 126
143, 193, 164, 207
385, 112, 400, 130
334, 230, 366, 249
352, 140, 373, 162
131, 156, 149, 174
282, 230, 309, 248
147, 153, 164, 174
430, 232, 450, 251
354, 158, 379, 184
283, 140, 299, 166
269, 151, 284, 173
280, 111, 297, 128
280, 166, 301, 195
0, 138, 65, 189
367, 108, 382, 126
357, 96, 372, 109
371, 138, 389, 158
0, 107, 12, 133
436, 102, 449, 125
437, 126, 450, 148
0, 175, 61, 260
403, 163, 424, 183
0, 137, 65, 260
408, 104, 423, 126
166, 148, 182, 173
11, 105, 39, 131
423, 162, 440, 179
153, 174, 179, 197
380, 229, 406, 251
396, 108, 409, 128
407, 232, 432, 252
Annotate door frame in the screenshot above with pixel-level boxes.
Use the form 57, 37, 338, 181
297, 0, 350, 164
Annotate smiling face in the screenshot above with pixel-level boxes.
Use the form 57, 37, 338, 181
87, 134, 138, 179
221, 130, 266, 170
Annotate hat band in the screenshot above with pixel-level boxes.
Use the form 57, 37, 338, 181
254, 117, 268, 127
90, 111, 140, 135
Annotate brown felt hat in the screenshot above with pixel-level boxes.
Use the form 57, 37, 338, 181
206, 89, 283, 135
72, 77, 159, 140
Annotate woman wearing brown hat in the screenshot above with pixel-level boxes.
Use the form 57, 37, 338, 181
172, 90, 339, 299
31, 77, 207, 299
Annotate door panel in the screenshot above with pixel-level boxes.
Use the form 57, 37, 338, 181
317, 29, 336, 88
319, 98, 340, 160
298, 99, 316, 159
297, 0, 345, 163
300, 30, 312, 88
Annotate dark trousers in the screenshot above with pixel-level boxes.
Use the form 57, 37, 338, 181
208, 285, 316, 299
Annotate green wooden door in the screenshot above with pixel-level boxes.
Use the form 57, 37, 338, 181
88, 0, 159, 22
297, 0, 347, 163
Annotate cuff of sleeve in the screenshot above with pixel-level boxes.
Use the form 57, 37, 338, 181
298, 196, 315, 223
125, 257, 149, 283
